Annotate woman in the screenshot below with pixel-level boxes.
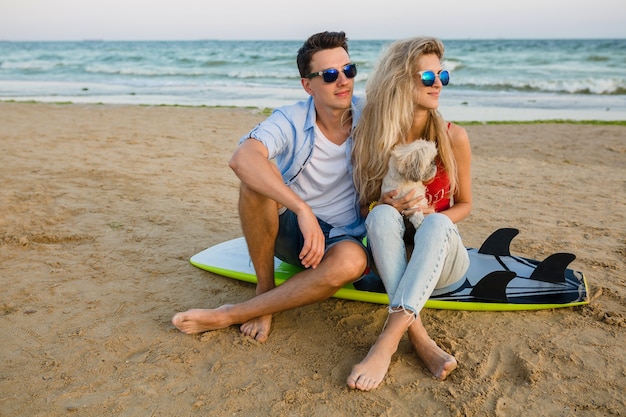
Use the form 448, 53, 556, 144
348, 37, 472, 391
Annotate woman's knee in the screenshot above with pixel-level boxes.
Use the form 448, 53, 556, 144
366, 204, 404, 237
423, 212, 453, 229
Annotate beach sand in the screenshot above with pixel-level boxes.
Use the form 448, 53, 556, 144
1, 102, 624, 416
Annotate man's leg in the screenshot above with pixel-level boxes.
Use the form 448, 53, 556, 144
172, 237, 368, 340
236, 181, 280, 341
172, 177, 279, 339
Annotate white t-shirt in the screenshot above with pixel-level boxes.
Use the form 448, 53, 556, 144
289, 124, 358, 228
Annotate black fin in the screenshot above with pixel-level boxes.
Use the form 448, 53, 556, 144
529, 253, 576, 283
478, 228, 519, 256
469, 271, 517, 302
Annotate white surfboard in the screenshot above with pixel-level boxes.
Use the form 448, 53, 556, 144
190, 228, 589, 311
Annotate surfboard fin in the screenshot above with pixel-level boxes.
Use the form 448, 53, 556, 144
469, 270, 517, 302
478, 228, 519, 256
528, 253, 576, 283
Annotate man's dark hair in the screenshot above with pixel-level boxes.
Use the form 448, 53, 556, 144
297, 31, 349, 78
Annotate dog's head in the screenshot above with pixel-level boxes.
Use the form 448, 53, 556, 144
391, 139, 438, 182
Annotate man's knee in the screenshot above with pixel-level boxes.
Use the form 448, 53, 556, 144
325, 241, 368, 285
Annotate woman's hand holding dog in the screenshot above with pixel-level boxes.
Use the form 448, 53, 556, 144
380, 189, 432, 217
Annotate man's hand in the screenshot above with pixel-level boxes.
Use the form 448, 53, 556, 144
296, 207, 325, 269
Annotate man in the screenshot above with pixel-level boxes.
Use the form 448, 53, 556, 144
172, 31, 370, 343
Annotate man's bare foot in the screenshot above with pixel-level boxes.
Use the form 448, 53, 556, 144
411, 336, 457, 380
171, 305, 233, 334
346, 345, 393, 391
239, 314, 272, 342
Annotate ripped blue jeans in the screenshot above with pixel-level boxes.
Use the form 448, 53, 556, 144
365, 204, 469, 316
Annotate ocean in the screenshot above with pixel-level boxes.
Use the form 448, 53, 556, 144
1, 39, 625, 121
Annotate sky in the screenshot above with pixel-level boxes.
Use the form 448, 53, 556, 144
1, 0, 625, 41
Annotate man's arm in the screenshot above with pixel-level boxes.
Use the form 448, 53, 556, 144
229, 139, 325, 269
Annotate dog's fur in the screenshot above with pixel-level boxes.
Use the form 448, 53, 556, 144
380, 139, 438, 229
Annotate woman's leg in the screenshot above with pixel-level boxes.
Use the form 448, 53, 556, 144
390, 213, 469, 315
365, 204, 407, 299
407, 315, 458, 380
399, 214, 467, 379
349, 213, 468, 390
348, 205, 410, 390
347, 308, 415, 391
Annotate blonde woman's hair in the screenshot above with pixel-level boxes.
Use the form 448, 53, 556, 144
352, 37, 458, 206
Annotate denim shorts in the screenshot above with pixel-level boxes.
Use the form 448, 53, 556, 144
275, 208, 371, 269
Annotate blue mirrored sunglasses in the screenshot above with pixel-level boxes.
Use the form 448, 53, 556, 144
305, 63, 357, 83
418, 70, 450, 87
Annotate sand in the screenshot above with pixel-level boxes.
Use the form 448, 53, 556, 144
1, 102, 624, 416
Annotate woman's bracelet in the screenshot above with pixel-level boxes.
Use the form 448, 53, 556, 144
368, 200, 378, 212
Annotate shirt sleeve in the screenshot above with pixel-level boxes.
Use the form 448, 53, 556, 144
240, 109, 292, 160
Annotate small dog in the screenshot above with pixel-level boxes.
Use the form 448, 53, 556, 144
380, 139, 438, 229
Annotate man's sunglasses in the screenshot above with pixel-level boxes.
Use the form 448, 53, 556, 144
418, 70, 450, 87
305, 63, 357, 83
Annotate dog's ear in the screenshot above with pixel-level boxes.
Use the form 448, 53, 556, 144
416, 142, 437, 178
422, 141, 439, 180
391, 144, 415, 177
418, 140, 438, 177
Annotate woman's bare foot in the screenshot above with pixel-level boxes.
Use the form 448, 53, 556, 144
411, 335, 457, 379
347, 310, 415, 391
346, 344, 394, 391
407, 315, 457, 379
239, 314, 272, 342
171, 305, 233, 334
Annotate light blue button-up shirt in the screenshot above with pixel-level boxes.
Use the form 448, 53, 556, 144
239, 95, 365, 237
